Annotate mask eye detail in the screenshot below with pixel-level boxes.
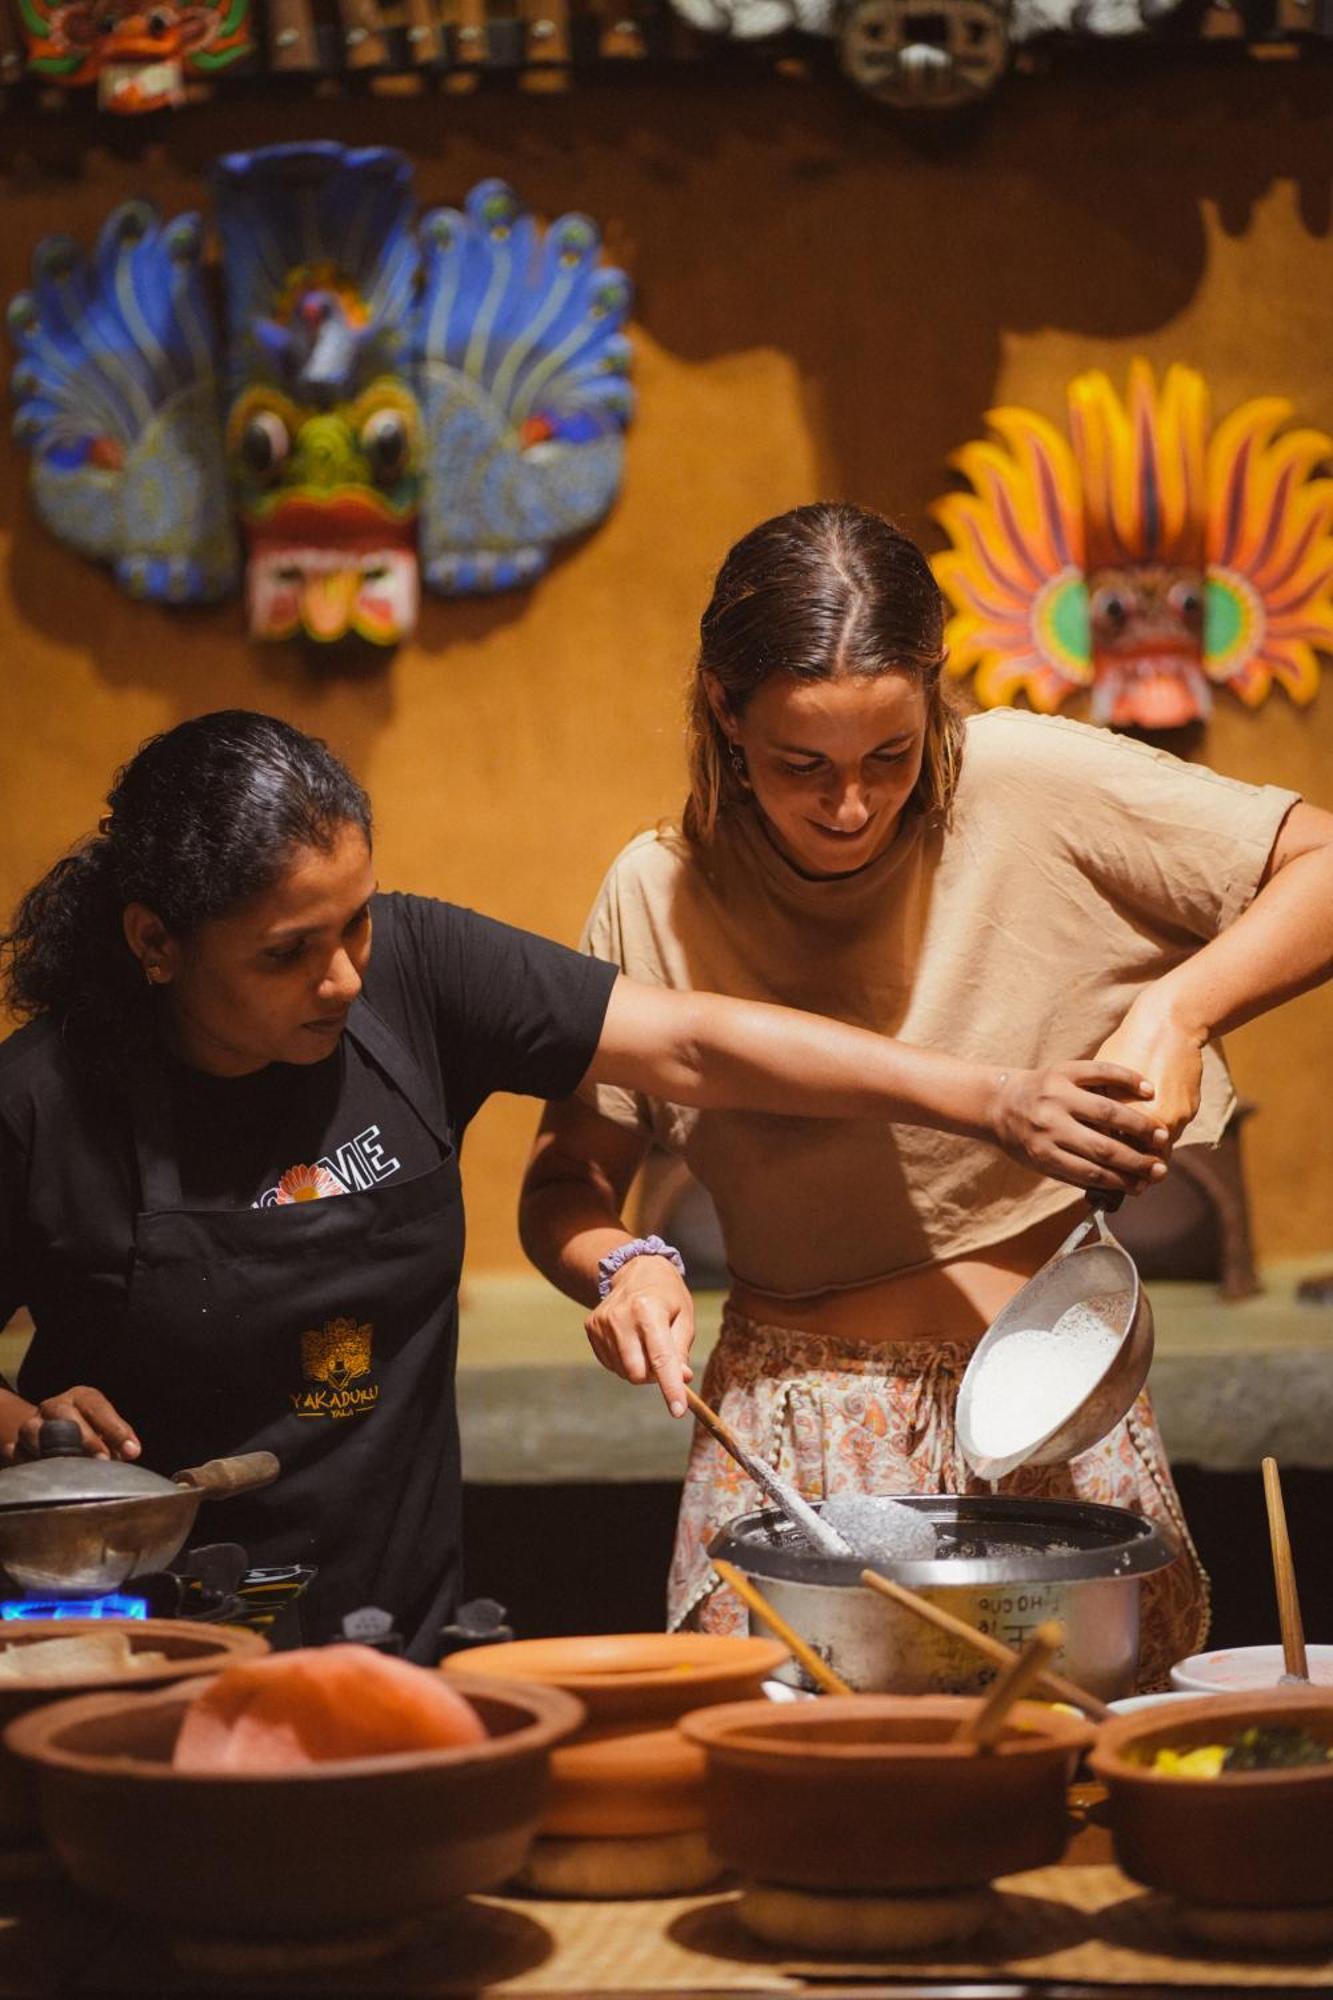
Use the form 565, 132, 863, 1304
147, 8, 172, 31
361, 408, 411, 484
1092, 588, 1128, 630
1169, 581, 1203, 620
241, 409, 290, 480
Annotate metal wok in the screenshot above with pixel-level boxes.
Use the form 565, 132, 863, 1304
0, 1420, 279, 1595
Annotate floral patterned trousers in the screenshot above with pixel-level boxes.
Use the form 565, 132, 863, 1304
669, 1308, 1210, 1693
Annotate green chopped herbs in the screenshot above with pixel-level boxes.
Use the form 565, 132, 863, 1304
1221, 1725, 1333, 1772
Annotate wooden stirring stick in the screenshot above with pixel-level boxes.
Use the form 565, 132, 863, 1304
711, 1558, 853, 1697
1262, 1455, 1309, 1683
859, 1570, 1111, 1722
684, 1389, 851, 1559
953, 1621, 1064, 1749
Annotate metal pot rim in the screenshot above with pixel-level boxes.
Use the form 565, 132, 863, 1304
0, 1458, 180, 1512
709, 1495, 1175, 1589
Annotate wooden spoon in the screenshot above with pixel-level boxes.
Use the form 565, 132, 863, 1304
684, 1389, 851, 1560
711, 1558, 853, 1697
859, 1570, 1110, 1722
1262, 1456, 1309, 1683
952, 1621, 1064, 1749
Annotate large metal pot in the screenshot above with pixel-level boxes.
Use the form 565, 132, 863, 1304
710, 1495, 1175, 1701
0, 1421, 279, 1596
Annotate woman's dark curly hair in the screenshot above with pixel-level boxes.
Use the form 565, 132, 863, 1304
1, 711, 372, 1073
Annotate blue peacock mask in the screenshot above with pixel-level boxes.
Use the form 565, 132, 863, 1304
8, 143, 634, 648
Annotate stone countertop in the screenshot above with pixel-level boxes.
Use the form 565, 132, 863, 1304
3, 1262, 1331, 1483
453, 1262, 1333, 1484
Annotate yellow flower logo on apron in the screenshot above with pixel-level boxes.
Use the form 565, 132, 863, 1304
292, 1317, 381, 1420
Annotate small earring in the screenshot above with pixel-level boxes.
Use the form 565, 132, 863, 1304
727, 742, 750, 788
144, 961, 165, 985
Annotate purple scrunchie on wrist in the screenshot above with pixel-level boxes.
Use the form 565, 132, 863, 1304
596, 1235, 687, 1300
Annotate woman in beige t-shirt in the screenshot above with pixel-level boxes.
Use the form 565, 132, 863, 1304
520, 504, 1333, 1684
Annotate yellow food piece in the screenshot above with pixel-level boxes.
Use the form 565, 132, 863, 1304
1151, 1743, 1228, 1778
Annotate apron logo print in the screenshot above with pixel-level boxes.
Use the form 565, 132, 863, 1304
291, 1317, 381, 1420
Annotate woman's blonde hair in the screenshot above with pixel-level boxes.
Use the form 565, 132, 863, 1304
683, 503, 963, 846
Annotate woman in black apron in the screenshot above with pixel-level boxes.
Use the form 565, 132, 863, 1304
0, 711, 1167, 1659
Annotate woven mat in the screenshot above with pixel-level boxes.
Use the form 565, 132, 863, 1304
3, 1865, 1332, 1994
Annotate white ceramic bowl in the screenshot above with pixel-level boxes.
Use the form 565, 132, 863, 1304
1107, 1690, 1216, 1718
1170, 1643, 1333, 1694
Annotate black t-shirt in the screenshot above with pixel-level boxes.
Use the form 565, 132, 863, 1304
0, 892, 617, 1389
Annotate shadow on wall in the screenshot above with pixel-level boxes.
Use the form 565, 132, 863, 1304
0, 56, 1329, 691
1, 505, 576, 702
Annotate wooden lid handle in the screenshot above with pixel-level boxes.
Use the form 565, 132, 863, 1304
174, 1451, 281, 1500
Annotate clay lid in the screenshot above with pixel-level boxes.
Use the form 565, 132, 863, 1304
442, 1632, 789, 1723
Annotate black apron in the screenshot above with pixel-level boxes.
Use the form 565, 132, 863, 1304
124, 1000, 465, 1661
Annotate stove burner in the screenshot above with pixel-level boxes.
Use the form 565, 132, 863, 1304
0, 1543, 316, 1648
1, 1591, 149, 1621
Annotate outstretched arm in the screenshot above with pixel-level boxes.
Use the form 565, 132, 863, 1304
523, 975, 1171, 1417
1098, 800, 1333, 1135
584, 976, 1168, 1191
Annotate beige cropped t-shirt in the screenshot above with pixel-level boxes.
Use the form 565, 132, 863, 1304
579, 708, 1299, 1299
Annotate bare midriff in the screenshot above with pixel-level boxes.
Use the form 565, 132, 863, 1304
726, 1204, 1088, 1347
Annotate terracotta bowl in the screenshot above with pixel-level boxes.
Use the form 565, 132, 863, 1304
441, 1632, 788, 1725
545, 1722, 706, 1838
4, 1671, 584, 1937
1088, 1688, 1333, 1907
0, 1619, 268, 1847
680, 1695, 1094, 1893
444, 1632, 786, 1843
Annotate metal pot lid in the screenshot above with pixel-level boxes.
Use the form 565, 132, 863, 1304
0, 1420, 179, 1510
709, 1494, 1174, 1590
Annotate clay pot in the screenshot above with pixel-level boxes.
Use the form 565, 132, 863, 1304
680, 1695, 1093, 1893
444, 1631, 786, 1842
442, 1632, 788, 1724
4, 1672, 583, 1937
0, 1619, 267, 1847
545, 1723, 707, 1837
1088, 1688, 1333, 1908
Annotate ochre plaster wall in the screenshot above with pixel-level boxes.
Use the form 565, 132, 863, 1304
1, 65, 1330, 1271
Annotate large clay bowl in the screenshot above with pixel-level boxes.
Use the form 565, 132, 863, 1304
4, 1672, 583, 1937
442, 1632, 788, 1725
1089, 1688, 1333, 1907
0, 1620, 268, 1847
680, 1695, 1094, 1893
